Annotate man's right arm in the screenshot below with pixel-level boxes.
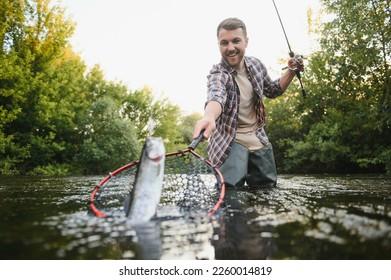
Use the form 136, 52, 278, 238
192, 101, 222, 139
194, 65, 227, 139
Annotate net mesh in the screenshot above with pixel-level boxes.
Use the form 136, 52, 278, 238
93, 151, 222, 216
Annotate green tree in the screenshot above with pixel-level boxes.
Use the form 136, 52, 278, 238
268, 0, 390, 173
179, 112, 203, 144
0, 0, 78, 174
123, 87, 160, 140
177, 112, 208, 156
74, 96, 140, 174
122, 87, 183, 152
0, 0, 187, 175
153, 98, 182, 152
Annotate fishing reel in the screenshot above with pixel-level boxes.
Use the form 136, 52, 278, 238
281, 53, 306, 97
290, 53, 305, 72
283, 53, 305, 72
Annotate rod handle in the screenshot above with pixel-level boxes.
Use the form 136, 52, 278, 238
189, 129, 205, 150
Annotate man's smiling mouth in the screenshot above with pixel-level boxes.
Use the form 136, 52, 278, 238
227, 52, 238, 57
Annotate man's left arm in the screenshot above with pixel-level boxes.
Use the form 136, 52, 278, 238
279, 69, 296, 92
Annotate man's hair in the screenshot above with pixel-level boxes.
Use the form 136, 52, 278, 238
217, 17, 247, 37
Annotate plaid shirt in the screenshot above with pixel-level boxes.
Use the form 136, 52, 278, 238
206, 56, 283, 167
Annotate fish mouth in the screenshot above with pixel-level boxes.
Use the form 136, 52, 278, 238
148, 154, 163, 163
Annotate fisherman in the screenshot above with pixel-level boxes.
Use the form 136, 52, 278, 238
193, 17, 304, 188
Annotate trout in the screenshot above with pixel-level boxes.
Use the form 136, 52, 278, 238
124, 137, 165, 224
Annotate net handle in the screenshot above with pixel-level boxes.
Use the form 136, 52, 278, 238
188, 129, 205, 150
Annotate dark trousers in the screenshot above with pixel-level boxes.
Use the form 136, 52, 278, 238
220, 142, 277, 188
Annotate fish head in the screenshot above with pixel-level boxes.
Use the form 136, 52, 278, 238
143, 137, 165, 164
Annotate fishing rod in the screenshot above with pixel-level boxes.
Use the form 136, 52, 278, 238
271, 0, 306, 97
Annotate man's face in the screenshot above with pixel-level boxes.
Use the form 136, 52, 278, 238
218, 28, 248, 69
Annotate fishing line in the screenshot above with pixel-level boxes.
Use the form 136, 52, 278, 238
271, 0, 307, 97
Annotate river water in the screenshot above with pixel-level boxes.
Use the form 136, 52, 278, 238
0, 174, 390, 259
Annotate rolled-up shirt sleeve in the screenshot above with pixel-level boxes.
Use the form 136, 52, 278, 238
255, 59, 283, 98
206, 68, 229, 111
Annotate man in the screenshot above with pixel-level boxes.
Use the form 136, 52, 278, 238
193, 17, 303, 188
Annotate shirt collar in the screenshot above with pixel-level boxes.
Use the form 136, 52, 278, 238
220, 58, 236, 74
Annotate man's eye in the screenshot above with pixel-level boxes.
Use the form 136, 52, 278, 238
233, 39, 241, 44
220, 41, 228, 46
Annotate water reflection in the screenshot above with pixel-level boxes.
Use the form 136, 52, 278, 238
0, 174, 390, 259
212, 175, 391, 259
212, 188, 278, 259
48, 205, 215, 259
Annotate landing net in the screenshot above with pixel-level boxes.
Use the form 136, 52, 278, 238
90, 148, 225, 218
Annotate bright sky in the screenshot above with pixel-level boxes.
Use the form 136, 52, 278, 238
60, 0, 321, 114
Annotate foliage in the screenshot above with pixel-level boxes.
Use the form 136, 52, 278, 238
27, 163, 72, 176
267, 0, 390, 173
74, 96, 140, 174
1, 0, 390, 175
0, 0, 183, 175
179, 112, 203, 144
175, 112, 208, 156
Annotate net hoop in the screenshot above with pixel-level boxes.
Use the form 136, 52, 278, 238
89, 148, 225, 218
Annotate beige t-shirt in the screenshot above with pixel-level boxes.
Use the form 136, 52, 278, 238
234, 67, 264, 151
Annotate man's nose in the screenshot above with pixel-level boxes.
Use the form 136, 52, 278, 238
227, 42, 235, 51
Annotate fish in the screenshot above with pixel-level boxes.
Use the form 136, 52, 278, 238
124, 137, 165, 224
